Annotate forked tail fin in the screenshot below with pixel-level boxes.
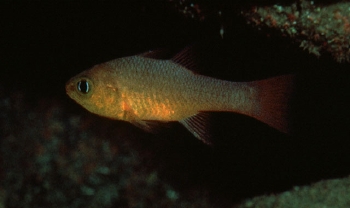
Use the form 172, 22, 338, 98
251, 75, 295, 133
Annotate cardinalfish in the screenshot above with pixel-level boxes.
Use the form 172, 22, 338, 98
66, 47, 294, 145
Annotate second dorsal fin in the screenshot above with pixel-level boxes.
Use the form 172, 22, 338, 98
139, 49, 172, 60
171, 45, 199, 73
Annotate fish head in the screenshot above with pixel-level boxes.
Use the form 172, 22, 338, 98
66, 63, 126, 120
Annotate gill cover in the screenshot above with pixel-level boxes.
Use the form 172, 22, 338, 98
66, 64, 126, 120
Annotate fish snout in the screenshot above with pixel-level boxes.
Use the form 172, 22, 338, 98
65, 80, 76, 94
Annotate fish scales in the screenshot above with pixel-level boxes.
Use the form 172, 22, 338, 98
66, 48, 294, 144
107, 56, 255, 120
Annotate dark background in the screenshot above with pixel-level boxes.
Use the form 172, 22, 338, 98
1, 0, 350, 205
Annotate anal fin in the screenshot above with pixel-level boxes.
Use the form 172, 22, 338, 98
179, 112, 213, 145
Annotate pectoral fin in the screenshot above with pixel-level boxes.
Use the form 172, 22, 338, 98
130, 119, 154, 132
124, 111, 170, 134
121, 110, 151, 132
179, 112, 212, 145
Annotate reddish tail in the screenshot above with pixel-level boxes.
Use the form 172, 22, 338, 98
251, 75, 294, 133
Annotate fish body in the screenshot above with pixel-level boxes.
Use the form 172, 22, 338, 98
66, 48, 293, 144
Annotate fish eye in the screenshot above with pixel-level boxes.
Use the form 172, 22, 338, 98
77, 79, 90, 94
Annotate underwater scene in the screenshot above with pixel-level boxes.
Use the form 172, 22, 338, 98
1, 0, 350, 207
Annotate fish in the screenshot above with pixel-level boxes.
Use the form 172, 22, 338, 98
66, 47, 294, 145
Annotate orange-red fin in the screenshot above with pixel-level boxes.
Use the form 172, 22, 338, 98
179, 112, 213, 145
252, 75, 295, 133
171, 45, 199, 73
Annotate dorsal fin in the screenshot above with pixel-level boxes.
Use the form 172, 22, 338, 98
138, 49, 171, 60
171, 45, 199, 73
179, 112, 213, 145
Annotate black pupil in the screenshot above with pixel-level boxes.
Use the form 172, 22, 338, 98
77, 80, 89, 93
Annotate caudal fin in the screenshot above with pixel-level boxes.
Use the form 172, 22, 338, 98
251, 75, 294, 133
